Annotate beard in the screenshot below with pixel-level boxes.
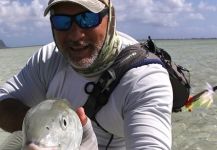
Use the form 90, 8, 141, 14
61, 40, 104, 69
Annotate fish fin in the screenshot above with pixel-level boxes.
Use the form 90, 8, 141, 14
0, 131, 23, 150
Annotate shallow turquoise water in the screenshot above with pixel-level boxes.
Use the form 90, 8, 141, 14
0, 40, 217, 149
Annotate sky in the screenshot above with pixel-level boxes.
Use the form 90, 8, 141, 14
0, 0, 217, 47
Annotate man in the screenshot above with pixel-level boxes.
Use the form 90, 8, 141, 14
0, 0, 173, 149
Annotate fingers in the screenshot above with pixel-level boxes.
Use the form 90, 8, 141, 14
76, 107, 87, 126
24, 143, 58, 150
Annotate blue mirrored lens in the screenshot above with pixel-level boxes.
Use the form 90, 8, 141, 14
51, 15, 71, 30
76, 12, 100, 28
51, 11, 104, 31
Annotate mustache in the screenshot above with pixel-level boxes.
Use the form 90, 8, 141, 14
64, 41, 90, 47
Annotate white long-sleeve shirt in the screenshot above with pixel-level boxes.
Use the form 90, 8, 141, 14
0, 32, 173, 149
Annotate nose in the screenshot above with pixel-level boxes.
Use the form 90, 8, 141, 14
66, 22, 85, 42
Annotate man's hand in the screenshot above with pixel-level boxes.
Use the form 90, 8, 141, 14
0, 99, 29, 132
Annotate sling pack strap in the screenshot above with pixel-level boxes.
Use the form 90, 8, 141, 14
83, 44, 163, 132
83, 38, 191, 131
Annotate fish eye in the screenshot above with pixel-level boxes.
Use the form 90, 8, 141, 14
60, 115, 68, 130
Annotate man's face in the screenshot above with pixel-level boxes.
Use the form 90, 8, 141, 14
51, 3, 108, 68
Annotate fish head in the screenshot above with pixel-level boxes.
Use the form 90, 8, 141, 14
22, 99, 83, 150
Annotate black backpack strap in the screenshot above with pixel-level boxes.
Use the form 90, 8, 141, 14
83, 37, 191, 133
83, 44, 163, 131
84, 44, 149, 118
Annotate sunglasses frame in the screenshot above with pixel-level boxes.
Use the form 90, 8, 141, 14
50, 8, 109, 31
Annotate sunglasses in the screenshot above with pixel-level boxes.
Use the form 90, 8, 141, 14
50, 8, 108, 31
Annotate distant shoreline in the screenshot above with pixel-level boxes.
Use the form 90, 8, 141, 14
1, 38, 217, 48
139, 37, 217, 41
158, 38, 217, 40
137, 37, 217, 42
0, 44, 43, 49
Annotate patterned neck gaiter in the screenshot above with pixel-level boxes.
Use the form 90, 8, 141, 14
72, 2, 121, 77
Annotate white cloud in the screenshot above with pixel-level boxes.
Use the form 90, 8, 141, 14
0, 0, 10, 5
0, 0, 212, 35
0, 0, 49, 37
113, 0, 201, 27
198, 1, 217, 12
188, 13, 204, 20
1, 0, 216, 46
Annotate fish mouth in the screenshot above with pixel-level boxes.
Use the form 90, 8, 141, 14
24, 142, 60, 150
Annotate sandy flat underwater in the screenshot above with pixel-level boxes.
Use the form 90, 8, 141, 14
0, 40, 217, 149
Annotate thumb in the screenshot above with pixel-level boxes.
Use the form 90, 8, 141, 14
76, 107, 87, 126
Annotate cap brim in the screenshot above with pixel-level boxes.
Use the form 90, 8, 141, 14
44, 0, 105, 16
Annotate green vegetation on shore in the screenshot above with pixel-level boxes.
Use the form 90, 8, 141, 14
0, 40, 7, 49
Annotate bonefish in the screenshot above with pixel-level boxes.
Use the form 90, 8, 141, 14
0, 99, 83, 150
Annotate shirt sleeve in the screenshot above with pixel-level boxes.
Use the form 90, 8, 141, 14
123, 64, 173, 150
80, 118, 98, 150
0, 43, 60, 106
